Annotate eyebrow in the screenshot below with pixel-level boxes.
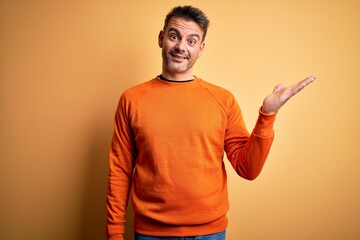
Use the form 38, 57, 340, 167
168, 27, 201, 40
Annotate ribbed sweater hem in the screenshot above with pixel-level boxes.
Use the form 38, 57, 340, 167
133, 214, 228, 237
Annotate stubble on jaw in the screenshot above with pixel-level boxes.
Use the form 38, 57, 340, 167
162, 48, 195, 74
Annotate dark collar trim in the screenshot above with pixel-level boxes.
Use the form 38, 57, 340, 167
158, 74, 194, 83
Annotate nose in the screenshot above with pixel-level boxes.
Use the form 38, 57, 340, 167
175, 39, 187, 52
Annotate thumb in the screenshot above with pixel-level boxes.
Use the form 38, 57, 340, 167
273, 84, 283, 93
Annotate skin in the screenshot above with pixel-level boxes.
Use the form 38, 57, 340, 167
262, 76, 316, 114
158, 17, 205, 80
158, 17, 315, 114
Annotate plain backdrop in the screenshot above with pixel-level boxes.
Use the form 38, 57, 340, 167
1, 0, 359, 239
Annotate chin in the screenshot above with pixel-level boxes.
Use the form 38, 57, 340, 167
167, 63, 188, 73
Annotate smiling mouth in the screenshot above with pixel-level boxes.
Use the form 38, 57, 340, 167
170, 52, 188, 60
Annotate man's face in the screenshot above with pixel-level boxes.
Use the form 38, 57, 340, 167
158, 17, 205, 76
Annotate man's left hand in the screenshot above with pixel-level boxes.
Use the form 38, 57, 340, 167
261, 76, 316, 114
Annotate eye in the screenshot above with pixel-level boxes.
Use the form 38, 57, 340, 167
169, 34, 179, 41
188, 39, 197, 46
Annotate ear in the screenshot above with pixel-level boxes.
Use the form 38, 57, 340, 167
197, 42, 206, 58
158, 30, 164, 48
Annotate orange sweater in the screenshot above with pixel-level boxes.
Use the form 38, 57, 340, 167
106, 77, 276, 239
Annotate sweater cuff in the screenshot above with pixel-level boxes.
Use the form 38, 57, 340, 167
252, 108, 277, 137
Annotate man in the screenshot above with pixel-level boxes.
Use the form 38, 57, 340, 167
106, 6, 315, 240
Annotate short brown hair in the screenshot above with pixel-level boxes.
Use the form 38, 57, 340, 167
163, 6, 210, 42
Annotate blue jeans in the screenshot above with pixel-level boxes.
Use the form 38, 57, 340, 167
134, 230, 226, 240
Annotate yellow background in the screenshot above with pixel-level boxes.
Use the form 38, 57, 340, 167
1, 0, 359, 239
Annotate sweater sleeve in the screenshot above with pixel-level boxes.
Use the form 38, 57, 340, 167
224, 96, 276, 180
106, 93, 136, 240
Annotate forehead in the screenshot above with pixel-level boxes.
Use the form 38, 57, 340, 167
165, 17, 203, 38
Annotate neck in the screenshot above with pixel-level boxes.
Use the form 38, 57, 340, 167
161, 69, 194, 81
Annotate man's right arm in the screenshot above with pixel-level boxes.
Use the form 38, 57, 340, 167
106, 94, 136, 240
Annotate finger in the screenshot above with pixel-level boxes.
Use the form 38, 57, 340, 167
302, 75, 316, 86
292, 76, 316, 94
300, 76, 316, 87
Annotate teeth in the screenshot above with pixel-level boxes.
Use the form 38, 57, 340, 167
170, 53, 187, 59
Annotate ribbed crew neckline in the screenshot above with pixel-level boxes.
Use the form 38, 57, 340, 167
158, 74, 194, 82
154, 76, 201, 88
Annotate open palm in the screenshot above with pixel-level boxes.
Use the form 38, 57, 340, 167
262, 76, 316, 114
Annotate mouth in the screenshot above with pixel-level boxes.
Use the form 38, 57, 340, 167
169, 52, 189, 61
